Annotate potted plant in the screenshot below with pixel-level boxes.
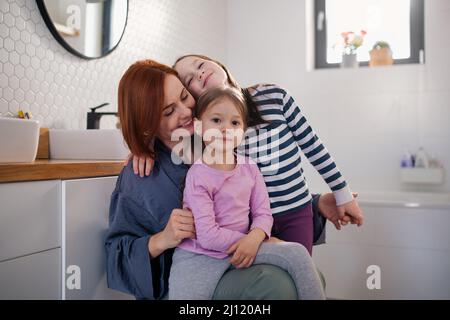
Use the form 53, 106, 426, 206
369, 41, 394, 67
337, 30, 367, 68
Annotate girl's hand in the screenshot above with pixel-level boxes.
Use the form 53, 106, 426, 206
318, 192, 359, 230
160, 208, 196, 249
227, 229, 266, 269
123, 153, 154, 177
337, 199, 364, 227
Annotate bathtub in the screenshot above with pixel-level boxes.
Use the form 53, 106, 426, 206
312, 190, 450, 300
357, 191, 450, 209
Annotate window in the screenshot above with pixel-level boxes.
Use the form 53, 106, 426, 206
314, 0, 425, 68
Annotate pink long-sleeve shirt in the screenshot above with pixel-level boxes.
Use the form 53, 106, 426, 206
178, 155, 273, 259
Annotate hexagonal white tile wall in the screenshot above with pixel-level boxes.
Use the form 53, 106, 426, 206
0, 0, 227, 128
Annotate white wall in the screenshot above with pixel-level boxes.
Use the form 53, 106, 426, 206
227, 0, 450, 193
0, 0, 227, 129
2, 0, 449, 193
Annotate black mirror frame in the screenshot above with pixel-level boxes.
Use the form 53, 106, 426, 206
36, 0, 129, 60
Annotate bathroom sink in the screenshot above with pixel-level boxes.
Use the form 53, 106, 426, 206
0, 117, 40, 163
49, 129, 129, 160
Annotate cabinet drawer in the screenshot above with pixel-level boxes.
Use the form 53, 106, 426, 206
0, 248, 61, 300
0, 180, 61, 262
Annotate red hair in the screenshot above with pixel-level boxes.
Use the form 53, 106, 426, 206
118, 60, 178, 159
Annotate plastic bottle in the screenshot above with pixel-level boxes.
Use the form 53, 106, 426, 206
401, 150, 413, 168
429, 154, 438, 168
415, 147, 429, 168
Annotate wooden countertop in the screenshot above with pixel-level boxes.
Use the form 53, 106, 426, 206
0, 159, 124, 183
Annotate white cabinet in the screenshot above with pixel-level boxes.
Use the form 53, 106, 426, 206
0, 180, 61, 300
0, 177, 133, 300
0, 180, 61, 262
313, 205, 450, 300
0, 248, 61, 300
62, 177, 132, 300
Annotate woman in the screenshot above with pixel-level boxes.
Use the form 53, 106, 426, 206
105, 60, 358, 300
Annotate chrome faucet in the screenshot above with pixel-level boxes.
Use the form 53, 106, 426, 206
86, 103, 118, 129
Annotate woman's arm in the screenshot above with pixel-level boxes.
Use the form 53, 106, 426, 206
105, 190, 195, 299
148, 208, 196, 258
106, 234, 161, 298
105, 191, 162, 299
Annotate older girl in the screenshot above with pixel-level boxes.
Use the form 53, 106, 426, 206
131, 55, 363, 255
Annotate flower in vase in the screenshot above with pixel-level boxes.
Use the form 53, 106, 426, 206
338, 30, 367, 55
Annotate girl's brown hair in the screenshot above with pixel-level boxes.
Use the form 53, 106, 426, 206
196, 86, 248, 130
118, 59, 178, 159
173, 54, 267, 127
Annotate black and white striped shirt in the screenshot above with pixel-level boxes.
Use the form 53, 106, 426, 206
237, 84, 353, 216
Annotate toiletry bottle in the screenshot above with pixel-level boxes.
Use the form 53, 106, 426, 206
429, 154, 438, 168
415, 147, 429, 168
401, 150, 413, 168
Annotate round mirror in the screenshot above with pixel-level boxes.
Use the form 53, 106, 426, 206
36, 0, 128, 59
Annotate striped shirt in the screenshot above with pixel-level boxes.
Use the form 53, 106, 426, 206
236, 84, 353, 216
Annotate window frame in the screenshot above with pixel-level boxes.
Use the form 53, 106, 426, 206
314, 0, 425, 69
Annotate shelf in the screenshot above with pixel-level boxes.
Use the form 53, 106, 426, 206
400, 168, 445, 185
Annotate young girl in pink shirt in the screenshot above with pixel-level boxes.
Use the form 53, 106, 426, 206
168, 86, 325, 300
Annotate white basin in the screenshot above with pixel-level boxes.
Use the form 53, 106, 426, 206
49, 129, 129, 160
0, 117, 40, 163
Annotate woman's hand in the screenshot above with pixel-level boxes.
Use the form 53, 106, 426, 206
318, 192, 362, 230
124, 153, 154, 177
227, 228, 266, 269
148, 208, 196, 258
162, 208, 196, 247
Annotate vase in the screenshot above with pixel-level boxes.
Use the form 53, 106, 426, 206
341, 53, 359, 68
369, 48, 394, 67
